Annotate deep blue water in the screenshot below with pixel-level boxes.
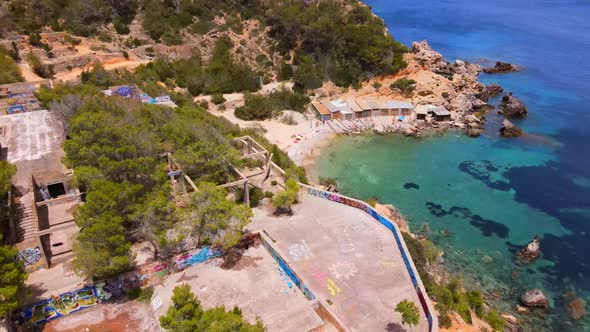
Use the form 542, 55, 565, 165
315, 1, 590, 330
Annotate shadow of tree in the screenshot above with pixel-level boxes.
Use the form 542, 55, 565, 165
385, 322, 407, 332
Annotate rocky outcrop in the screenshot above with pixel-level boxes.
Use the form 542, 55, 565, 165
516, 235, 541, 264
479, 83, 504, 102
520, 288, 549, 308
499, 93, 528, 118
568, 297, 587, 320
483, 61, 520, 74
500, 119, 524, 137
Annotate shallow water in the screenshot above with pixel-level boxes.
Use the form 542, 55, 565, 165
315, 1, 590, 330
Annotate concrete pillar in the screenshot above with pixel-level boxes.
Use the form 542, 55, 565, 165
243, 182, 249, 204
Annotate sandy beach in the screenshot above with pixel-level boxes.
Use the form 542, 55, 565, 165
203, 96, 336, 173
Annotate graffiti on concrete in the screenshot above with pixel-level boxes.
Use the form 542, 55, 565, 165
22, 285, 111, 324
288, 241, 310, 261
328, 262, 358, 280
260, 235, 315, 301
18, 247, 43, 269
327, 278, 342, 296
305, 186, 436, 330
173, 246, 223, 271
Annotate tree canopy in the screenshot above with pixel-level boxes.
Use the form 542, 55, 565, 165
37, 84, 248, 278
183, 183, 252, 250
160, 284, 265, 332
395, 299, 420, 330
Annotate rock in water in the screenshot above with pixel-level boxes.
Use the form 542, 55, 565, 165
500, 93, 528, 118
520, 288, 549, 308
479, 83, 504, 101
516, 235, 541, 264
500, 119, 524, 137
483, 61, 520, 74
568, 297, 587, 320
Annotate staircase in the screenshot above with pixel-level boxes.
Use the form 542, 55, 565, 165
14, 200, 37, 243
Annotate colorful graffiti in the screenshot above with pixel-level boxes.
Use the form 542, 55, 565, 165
305, 186, 436, 331
22, 285, 111, 325
173, 246, 223, 271
259, 234, 315, 301
327, 278, 342, 296
7, 105, 26, 114
18, 247, 44, 270
138, 262, 170, 287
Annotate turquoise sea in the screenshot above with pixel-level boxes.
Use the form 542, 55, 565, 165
315, 0, 590, 330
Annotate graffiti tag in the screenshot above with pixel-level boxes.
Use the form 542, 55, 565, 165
18, 247, 42, 268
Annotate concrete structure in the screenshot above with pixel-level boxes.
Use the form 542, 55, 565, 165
0, 110, 85, 297
102, 84, 177, 108
312, 98, 415, 121
0, 80, 51, 115
310, 102, 331, 122
154, 244, 326, 332
250, 193, 434, 332
415, 104, 451, 121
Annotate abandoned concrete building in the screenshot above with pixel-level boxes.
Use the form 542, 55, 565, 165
0, 110, 83, 296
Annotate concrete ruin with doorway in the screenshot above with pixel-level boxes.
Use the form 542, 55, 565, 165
0, 110, 85, 298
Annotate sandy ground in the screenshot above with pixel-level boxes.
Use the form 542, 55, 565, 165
207, 101, 335, 168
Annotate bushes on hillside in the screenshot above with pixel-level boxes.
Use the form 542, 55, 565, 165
235, 88, 309, 121
27, 53, 54, 79
0, 47, 23, 84
390, 78, 416, 94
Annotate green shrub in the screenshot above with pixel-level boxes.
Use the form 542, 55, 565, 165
271, 180, 278, 186
484, 309, 505, 331
367, 196, 378, 207
235, 88, 309, 121
27, 53, 54, 79
264, 191, 274, 198
442, 92, 450, 98
372, 81, 382, 90
211, 93, 226, 105
64, 34, 81, 46
390, 78, 416, 94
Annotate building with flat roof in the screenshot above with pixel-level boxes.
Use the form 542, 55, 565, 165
415, 104, 451, 121
312, 98, 415, 121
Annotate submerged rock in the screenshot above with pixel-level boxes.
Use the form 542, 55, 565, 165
465, 127, 483, 137
483, 61, 520, 74
520, 288, 549, 308
516, 235, 541, 264
499, 93, 528, 118
568, 297, 587, 321
500, 119, 524, 137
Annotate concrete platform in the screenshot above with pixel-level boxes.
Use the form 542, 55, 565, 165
153, 244, 324, 332
250, 193, 430, 332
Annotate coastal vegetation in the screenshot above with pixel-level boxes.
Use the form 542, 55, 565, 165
159, 284, 265, 332
402, 232, 505, 330
390, 78, 416, 95
272, 179, 300, 215
395, 299, 420, 331
36, 82, 258, 278
1, 0, 407, 89
234, 88, 309, 121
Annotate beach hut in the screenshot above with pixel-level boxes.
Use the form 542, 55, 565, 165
415, 105, 429, 120
310, 102, 332, 122
415, 104, 451, 121
346, 98, 364, 119
354, 99, 373, 118
430, 106, 451, 121
385, 100, 415, 116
